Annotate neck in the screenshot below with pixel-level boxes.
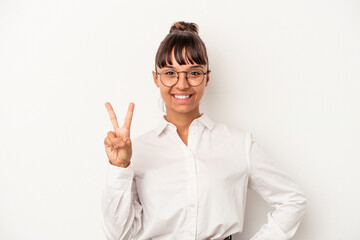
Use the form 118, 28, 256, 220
164, 108, 201, 133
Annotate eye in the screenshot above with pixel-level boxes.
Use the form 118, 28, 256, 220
190, 71, 201, 76
164, 71, 175, 75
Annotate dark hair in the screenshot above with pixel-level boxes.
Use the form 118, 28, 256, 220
155, 21, 209, 72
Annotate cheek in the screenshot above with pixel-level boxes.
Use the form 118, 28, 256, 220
194, 88, 205, 99
159, 88, 171, 99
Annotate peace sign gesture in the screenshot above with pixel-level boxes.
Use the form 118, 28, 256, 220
104, 102, 135, 168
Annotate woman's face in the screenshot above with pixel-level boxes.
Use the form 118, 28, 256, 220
152, 49, 211, 116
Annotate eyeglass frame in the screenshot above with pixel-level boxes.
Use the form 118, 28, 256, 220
155, 69, 209, 87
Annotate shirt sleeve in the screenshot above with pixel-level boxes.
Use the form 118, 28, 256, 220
245, 131, 307, 240
101, 162, 143, 240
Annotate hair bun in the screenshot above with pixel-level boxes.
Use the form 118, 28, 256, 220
169, 21, 199, 35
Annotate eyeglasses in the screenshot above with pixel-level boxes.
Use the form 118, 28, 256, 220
156, 69, 208, 87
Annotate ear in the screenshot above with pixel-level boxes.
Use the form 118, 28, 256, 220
152, 71, 159, 88
205, 70, 211, 87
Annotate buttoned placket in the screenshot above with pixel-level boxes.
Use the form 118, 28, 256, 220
166, 120, 200, 240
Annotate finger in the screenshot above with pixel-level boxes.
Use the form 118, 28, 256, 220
107, 132, 117, 146
107, 131, 116, 140
116, 139, 126, 148
113, 136, 126, 151
104, 136, 113, 147
122, 102, 135, 129
105, 102, 120, 131
116, 126, 131, 140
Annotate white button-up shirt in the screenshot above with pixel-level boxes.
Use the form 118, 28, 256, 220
101, 113, 307, 240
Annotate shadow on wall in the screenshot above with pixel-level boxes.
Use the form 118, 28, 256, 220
234, 190, 270, 240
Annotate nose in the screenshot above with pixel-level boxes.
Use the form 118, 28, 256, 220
175, 72, 190, 89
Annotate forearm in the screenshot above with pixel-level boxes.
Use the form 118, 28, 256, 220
101, 163, 142, 240
249, 182, 307, 239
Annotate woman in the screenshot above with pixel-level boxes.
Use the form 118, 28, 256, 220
102, 21, 307, 240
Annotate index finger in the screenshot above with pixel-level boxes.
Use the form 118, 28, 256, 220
122, 102, 135, 129
105, 102, 120, 131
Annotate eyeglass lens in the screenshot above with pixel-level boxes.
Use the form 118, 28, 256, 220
160, 70, 205, 87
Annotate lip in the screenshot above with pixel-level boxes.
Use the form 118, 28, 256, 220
172, 94, 193, 104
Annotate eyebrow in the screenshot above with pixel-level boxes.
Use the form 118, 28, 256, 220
163, 65, 204, 70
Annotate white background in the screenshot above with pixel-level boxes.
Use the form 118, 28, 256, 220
1, 0, 359, 239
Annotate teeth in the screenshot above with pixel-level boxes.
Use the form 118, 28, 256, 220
174, 95, 191, 99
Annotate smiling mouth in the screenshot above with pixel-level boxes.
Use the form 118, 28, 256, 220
172, 94, 193, 99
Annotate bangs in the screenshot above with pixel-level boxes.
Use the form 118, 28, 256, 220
155, 32, 208, 70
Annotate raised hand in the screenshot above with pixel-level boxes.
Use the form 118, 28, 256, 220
104, 102, 135, 168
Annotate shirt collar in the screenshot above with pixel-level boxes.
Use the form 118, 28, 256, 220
155, 112, 215, 136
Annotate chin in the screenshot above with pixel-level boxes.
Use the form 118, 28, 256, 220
168, 105, 199, 114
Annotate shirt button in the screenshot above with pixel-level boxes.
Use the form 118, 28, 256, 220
190, 204, 196, 208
